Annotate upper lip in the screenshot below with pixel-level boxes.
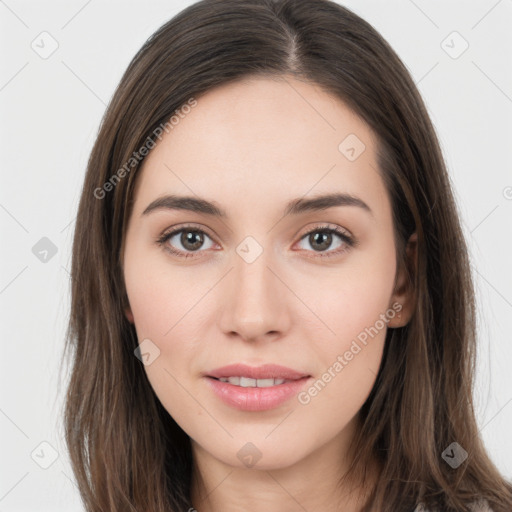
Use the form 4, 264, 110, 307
206, 363, 310, 380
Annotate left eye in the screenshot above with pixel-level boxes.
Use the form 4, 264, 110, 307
295, 226, 354, 257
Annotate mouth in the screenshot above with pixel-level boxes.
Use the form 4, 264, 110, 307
209, 376, 299, 387
206, 362, 310, 381
204, 363, 312, 411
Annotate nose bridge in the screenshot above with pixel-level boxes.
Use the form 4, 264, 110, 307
218, 239, 290, 340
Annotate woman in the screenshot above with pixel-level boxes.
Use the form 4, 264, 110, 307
62, 0, 512, 510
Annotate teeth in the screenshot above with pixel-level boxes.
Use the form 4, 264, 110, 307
240, 376, 256, 387
217, 376, 288, 387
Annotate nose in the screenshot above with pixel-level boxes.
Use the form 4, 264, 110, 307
217, 246, 292, 343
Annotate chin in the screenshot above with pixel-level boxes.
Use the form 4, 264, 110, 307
203, 436, 313, 471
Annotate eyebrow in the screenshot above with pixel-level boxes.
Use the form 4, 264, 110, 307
141, 192, 373, 218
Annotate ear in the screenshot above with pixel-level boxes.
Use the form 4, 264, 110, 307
388, 232, 417, 328
124, 305, 135, 324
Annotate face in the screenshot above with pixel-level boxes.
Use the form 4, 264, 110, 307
122, 75, 414, 471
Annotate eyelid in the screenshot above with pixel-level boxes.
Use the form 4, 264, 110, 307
298, 222, 353, 241
158, 222, 217, 241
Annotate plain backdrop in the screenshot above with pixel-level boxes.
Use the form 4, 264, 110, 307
1, 0, 511, 510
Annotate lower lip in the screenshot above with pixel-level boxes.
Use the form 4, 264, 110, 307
204, 376, 311, 411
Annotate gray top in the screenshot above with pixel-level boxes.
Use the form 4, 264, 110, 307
414, 499, 492, 511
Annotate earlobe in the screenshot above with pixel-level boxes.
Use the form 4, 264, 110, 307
388, 232, 417, 328
125, 306, 135, 324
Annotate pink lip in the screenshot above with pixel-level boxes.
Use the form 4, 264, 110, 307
204, 363, 311, 412
206, 363, 309, 380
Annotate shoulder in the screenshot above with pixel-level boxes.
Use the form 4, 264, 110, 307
414, 499, 493, 512
469, 500, 494, 512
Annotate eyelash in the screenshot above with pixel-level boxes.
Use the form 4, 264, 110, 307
156, 223, 357, 260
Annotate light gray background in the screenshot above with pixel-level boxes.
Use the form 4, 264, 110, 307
1, 0, 511, 510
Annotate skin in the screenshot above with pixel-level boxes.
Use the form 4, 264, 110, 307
122, 75, 417, 512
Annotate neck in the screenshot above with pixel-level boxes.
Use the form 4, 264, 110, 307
189, 417, 380, 512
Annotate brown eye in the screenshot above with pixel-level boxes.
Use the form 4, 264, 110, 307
179, 230, 205, 251
296, 225, 355, 258
308, 231, 334, 252
157, 226, 216, 258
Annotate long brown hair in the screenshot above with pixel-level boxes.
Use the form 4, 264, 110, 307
60, 0, 512, 510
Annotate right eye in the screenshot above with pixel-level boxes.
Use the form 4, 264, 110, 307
156, 225, 217, 258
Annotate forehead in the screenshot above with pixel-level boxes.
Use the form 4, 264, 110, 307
132, 76, 389, 222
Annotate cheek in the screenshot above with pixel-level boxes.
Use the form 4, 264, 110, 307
312, 240, 396, 344
123, 244, 213, 388
124, 239, 208, 339
123, 251, 208, 428
302, 238, 396, 393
